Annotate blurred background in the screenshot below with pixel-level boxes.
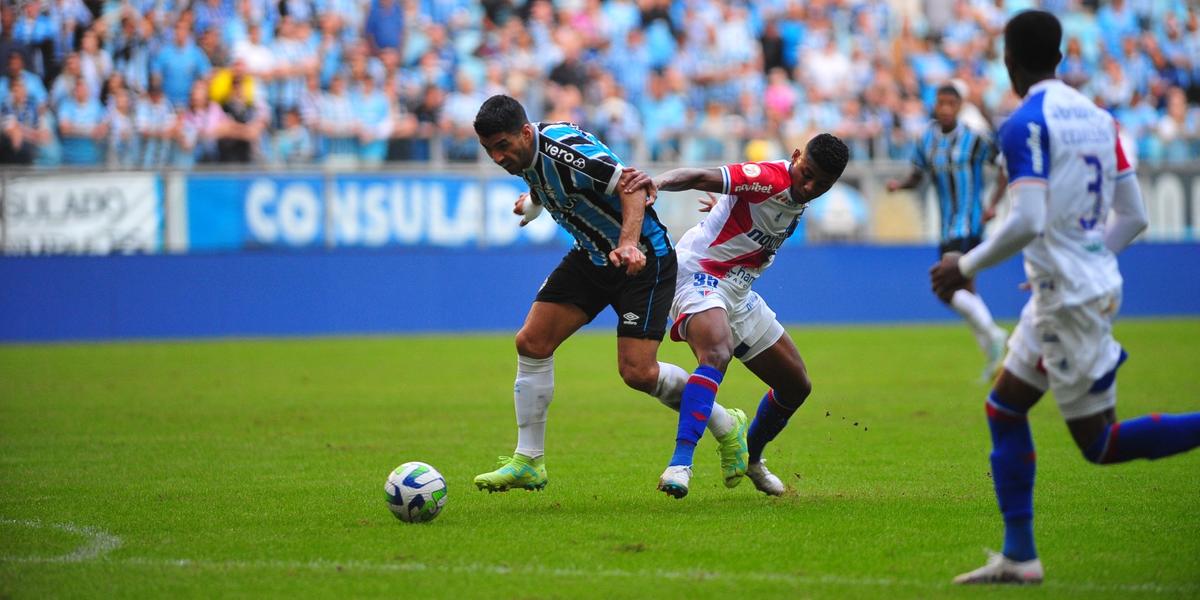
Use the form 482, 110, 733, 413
1, 0, 1198, 341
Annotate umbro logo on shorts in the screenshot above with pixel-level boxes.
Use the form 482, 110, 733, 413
622, 312, 640, 325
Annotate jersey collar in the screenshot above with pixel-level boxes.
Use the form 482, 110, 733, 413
1027, 79, 1061, 96
523, 126, 540, 172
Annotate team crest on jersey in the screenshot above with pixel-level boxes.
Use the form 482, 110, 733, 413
742, 163, 762, 178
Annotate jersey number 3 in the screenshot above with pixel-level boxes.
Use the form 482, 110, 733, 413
1079, 154, 1103, 231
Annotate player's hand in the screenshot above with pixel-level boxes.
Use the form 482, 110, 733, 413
982, 205, 997, 223
885, 179, 901, 193
620, 166, 658, 206
513, 193, 530, 216
930, 251, 969, 303
698, 192, 718, 212
609, 244, 646, 276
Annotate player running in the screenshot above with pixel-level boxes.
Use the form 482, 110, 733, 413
887, 82, 1009, 382
471, 94, 747, 493
650, 133, 850, 498
931, 10, 1200, 585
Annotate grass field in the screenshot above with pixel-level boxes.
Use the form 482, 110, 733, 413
1, 319, 1198, 599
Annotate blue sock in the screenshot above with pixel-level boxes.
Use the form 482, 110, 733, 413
669, 365, 723, 467
747, 390, 797, 464
986, 392, 1038, 562
1084, 413, 1200, 464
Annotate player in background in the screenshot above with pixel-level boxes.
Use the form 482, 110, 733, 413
888, 82, 1009, 381
471, 94, 748, 493
650, 133, 850, 498
931, 11, 1200, 585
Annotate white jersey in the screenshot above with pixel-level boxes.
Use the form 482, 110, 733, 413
999, 79, 1133, 306
675, 160, 806, 288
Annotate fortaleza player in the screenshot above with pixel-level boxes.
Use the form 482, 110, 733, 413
470, 94, 748, 493
650, 133, 850, 498
931, 10, 1200, 585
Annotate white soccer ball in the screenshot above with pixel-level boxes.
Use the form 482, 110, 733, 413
385, 461, 447, 523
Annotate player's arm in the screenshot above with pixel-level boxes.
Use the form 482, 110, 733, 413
886, 168, 923, 192
1104, 135, 1148, 254
652, 167, 725, 194
983, 166, 1008, 222
608, 185, 647, 275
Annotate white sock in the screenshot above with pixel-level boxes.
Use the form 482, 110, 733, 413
653, 361, 734, 437
514, 355, 554, 459
950, 289, 999, 352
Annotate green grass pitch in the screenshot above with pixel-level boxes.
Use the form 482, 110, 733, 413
1, 320, 1198, 599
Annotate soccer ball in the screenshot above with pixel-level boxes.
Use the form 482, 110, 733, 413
385, 461, 448, 523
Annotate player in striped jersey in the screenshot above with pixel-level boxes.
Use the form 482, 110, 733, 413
651, 133, 850, 498
471, 95, 749, 493
888, 83, 1010, 381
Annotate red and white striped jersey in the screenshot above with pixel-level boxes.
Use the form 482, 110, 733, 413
675, 160, 805, 287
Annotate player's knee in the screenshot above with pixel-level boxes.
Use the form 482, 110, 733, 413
776, 374, 812, 409
696, 347, 733, 372
514, 330, 554, 360
618, 361, 657, 393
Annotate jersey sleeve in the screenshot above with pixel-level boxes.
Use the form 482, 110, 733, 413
537, 126, 625, 195
998, 109, 1050, 185
1114, 124, 1134, 180
910, 128, 930, 170
720, 161, 791, 203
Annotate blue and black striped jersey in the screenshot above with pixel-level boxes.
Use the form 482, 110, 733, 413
521, 122, 672, 265
912, 122, 999, 242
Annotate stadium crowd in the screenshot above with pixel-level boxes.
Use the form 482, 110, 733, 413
0, 0, 1197, 168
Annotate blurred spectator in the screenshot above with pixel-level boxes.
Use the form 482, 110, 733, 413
354, 73, 393, 164
153, 22, 211, 107
439, 70, 482, 162
272, 107, 314, 163
105, 88, 138, 167
318, 74, 358, 164
1, 53, 48, 108
1157, 86, 1200, 163
136, 80, 177, 167
639, 70, 686, 161
212, 60, 268, 163
0, 79, 47, 164
365, 0, 404, 53
12, 0, 54, 79
79, 29, 113, 97
178, 80, 224, 165
57, 78, 107, 165
49, 52, 82, 110
1058, 37, 1092, 90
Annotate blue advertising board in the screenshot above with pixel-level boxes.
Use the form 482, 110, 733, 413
185, 173, 568, 251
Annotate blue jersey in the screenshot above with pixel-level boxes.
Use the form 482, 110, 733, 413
911, 122, 999, 241
521, 122, 672, 266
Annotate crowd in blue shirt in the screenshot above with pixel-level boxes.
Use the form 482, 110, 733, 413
0, 0, 1196, 168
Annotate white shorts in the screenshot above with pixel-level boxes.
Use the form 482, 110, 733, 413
1004, 290, 1124, 420
669, 268, 785, 362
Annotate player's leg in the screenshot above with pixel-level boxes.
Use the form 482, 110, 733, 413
658, 307, 735, 498
740, 329, 810, 496
955, 303, 1046, 584
476, 251, 605, 493
941, 238, 1007, 380
475, 301, 589, 492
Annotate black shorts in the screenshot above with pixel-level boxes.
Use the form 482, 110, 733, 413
535, 248, 677, 340
939, 235, 983, 257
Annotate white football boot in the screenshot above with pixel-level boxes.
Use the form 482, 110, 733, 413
746, 460, 785, 496
953, 550, 1044, 585
657, 465, 692, 499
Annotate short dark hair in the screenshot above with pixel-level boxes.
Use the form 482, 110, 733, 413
936, 83, 961, 99
806, 133, 849, 179
474, 94, 528, 138
1005, 10, 1062, 73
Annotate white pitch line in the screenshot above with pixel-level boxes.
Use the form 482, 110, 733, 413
0, 518, 122, 563
3, 553, 1199, 595
0, 519, 1195, 594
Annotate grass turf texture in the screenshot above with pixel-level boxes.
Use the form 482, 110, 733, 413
1, 320, 1197, 599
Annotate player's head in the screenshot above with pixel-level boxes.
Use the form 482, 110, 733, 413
789, 133, 849, 203
933, 83, 962, 131
1004, 10, 1062, 97
475, 94, 535, 175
